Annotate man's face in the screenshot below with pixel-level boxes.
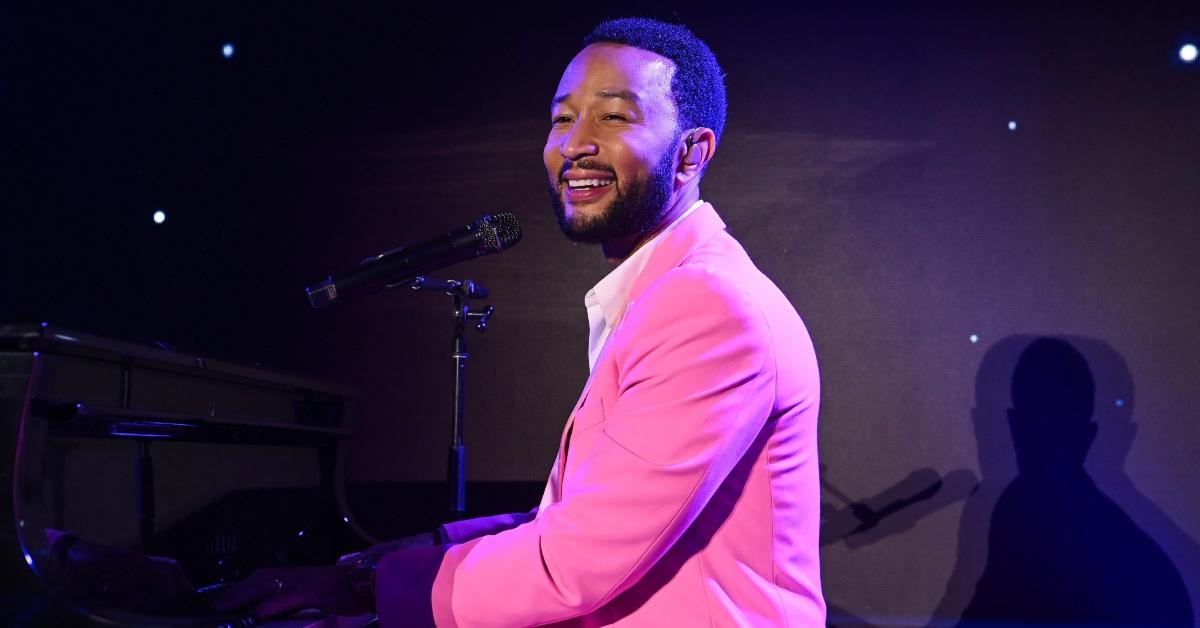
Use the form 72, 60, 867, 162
545, 43, 681, 244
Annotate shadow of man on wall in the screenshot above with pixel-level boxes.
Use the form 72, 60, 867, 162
956, 337, 1191, 626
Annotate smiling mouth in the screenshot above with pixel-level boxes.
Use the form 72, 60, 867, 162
565, 178, 615, 190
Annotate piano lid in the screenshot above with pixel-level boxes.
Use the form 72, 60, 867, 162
0, 322, 355, 400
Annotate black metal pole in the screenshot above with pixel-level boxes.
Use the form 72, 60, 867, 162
448, 290, 468, 518
410, 277, 493, 521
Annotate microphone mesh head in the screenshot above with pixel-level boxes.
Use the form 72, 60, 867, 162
474, 213, 522, 254
476, 217, 501, 254
488, 213, 522, 251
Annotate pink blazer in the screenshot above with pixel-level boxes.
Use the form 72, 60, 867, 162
378, 203, 823, 626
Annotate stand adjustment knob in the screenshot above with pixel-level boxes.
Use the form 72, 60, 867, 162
467, 306, 495, 333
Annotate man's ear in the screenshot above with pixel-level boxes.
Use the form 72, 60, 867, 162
676, 127, 716, 184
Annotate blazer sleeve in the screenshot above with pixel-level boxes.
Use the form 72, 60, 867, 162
439, 508, 539, 545
389, 266, 776, 627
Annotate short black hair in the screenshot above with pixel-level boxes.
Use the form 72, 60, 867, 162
583, 18, 727, 145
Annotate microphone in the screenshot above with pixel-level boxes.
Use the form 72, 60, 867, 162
304, 212, 522, 308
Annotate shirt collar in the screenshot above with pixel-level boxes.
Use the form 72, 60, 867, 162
584, 199, 705, 329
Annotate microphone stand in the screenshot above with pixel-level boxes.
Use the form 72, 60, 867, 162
408, 276, 494, 520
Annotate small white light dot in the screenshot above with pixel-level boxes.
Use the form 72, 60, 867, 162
1115, 398, 1126, 407
1181, 44, 1198, 63
969, 334, 980, 344
222, 42, 235, 59
297, 529, 305, 537
1007, 120, 1018, 131
25, 553, 34, 566
153, 210, 166, 224
343, 516, 350, 524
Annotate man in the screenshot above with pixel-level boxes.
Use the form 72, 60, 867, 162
218, 18, 823, 626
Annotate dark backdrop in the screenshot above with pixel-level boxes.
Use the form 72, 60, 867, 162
4, 2, 1198, 625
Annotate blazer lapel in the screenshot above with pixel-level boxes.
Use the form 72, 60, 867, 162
547, 313, 626, 505
627, 202, 727, 306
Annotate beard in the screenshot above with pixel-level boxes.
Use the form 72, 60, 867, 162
549, 144, 676, 244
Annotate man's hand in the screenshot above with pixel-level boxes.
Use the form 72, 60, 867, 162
211, 565, 371, 619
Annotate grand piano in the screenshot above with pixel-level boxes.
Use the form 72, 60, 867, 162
1, 323, 377, 626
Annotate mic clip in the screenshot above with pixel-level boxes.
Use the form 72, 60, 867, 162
408, 276, 489, 300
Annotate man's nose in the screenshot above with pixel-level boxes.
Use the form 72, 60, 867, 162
560, 120, 599, 161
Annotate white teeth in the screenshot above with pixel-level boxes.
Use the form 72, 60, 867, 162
566, 178, 614, 189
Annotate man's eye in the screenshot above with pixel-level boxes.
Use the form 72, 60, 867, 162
552, 115, 573, 124
603, 114, 628, 121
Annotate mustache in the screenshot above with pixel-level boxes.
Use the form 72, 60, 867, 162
559, 159, 617, 181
